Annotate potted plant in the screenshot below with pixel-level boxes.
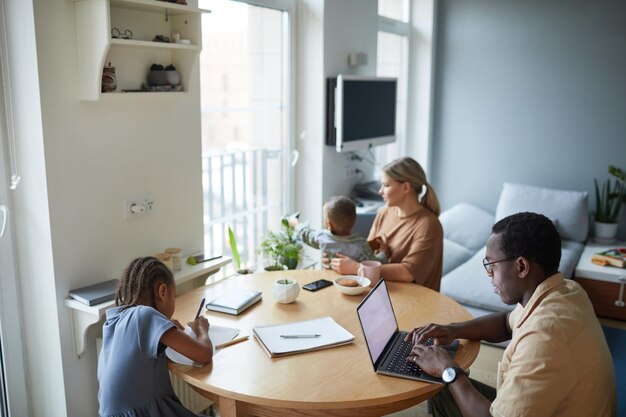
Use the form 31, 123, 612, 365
593, 165, 626, 242
259, 217, 302, 271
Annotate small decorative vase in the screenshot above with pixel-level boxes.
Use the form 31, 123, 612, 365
594, 221, 619, 243
272, 279, 300, 304
165, 70, 181, 86
147, 70, 167, 86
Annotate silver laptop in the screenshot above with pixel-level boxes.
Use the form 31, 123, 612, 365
356, 279, 459, 383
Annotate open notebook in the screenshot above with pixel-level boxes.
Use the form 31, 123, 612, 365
253, 317, 354, 358
166, 324, 240, 367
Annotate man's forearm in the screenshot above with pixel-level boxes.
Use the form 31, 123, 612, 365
449, 311, 510, 343
449, 376, 493, 417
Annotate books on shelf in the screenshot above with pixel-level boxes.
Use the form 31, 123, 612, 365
69, 279, 119, 306
205, 288, 262, 315
253, 316, 355, 358
591, 248, 626, 268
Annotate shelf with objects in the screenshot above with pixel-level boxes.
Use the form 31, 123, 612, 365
74, 0, 210, 100
575, 241, 626, 321
64, 255, 231, 358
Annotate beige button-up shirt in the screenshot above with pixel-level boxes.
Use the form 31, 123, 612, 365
490, 273, 615, 417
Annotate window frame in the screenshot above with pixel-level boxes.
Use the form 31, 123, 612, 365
376, 8, 411, 159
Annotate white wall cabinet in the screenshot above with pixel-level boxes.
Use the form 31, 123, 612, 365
74, 0, 210, 100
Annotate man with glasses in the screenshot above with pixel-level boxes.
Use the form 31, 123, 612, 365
404, 212, 615, 417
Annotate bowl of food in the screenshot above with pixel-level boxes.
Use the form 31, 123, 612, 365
334, 275, 371, 295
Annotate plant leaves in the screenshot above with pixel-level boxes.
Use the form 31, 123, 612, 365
228, 226, 241, 270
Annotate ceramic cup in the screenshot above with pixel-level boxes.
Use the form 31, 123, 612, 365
357, 260, 382, 285
272, 278, 300, 304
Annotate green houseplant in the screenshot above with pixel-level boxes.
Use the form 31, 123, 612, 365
593, 165, 626, 241
259, 217, 302, 271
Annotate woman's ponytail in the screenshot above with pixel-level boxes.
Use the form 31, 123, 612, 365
421, 183, 441, 216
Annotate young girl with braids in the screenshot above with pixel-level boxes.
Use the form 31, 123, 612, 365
98, 257, 213, 417
326, 157, 444, 291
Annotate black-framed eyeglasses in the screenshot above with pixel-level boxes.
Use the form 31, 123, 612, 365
482, 257, 514, 276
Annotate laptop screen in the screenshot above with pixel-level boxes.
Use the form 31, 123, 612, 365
357, 279, 399, 365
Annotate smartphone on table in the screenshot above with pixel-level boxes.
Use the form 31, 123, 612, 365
302, 279, 333, 292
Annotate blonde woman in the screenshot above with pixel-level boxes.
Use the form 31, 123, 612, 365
326, 157, 443, 291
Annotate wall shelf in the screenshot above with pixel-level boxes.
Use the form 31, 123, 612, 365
74, 0, 210, 100
65, 255, 231, 358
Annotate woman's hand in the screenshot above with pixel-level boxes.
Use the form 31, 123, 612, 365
329, 253, 359, 275
404, 323, 455, 346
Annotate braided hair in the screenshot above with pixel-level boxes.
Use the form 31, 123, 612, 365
116, 257, 174, 309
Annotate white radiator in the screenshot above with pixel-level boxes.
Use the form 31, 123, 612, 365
170, 371, 214, 414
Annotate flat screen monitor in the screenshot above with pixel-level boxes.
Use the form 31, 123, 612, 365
331, 75, 397, 153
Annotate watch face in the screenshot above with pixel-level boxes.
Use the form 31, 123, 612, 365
442, 367, 456, 383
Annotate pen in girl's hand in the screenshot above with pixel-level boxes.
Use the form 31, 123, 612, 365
194, 297, 206, 320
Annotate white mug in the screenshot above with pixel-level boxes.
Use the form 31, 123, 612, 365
357, 260, 382, 285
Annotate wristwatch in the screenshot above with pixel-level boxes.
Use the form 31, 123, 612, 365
442, 367, 467, 384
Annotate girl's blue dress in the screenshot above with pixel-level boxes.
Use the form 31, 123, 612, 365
98, 305, 200, 417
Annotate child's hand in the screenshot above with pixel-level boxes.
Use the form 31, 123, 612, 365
287, 217, 300, 228
171, 319, 184, 330
187, 316, 210, 338
377, 240, 390, 256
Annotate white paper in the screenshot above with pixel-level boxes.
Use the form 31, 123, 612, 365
166, 324, 240, 366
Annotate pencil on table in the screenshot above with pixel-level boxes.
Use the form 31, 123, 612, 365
215, 335, 249, 350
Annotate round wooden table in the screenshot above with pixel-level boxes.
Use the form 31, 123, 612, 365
169, 270, 479, 417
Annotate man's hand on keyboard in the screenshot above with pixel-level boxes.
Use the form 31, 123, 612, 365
405, 343, 457, 379
405, 323, 456, 346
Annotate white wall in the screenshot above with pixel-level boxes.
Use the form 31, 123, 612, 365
14, 0, 205, 415
322, 0, 378, 201
295, 0, 325, 229
431, 0, 626, 238
295, 0, 379, 228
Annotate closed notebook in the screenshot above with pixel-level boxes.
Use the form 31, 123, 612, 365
69, 279, 119, 306
253, 316, 355, 357
205, 288, 262, 315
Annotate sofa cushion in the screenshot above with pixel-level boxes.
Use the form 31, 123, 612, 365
442, 238, 475, 276
495, 183, 589, 242
441, 247, 515, 313
439, 203, 495, 253
560, 240, 585, 279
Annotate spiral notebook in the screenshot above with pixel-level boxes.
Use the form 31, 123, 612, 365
253, 316, 355, 358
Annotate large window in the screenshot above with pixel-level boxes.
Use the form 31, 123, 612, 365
376, 0, 410, 163
199, 0, 293, 272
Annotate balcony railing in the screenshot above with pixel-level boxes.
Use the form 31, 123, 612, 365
202, 147, 284, 272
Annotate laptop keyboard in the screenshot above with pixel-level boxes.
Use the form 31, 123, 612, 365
385, 339, 423, 375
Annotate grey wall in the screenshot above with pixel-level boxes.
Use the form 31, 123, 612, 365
431, 0, 626, 237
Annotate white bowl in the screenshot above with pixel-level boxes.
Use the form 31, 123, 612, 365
334, 275, 371, 295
